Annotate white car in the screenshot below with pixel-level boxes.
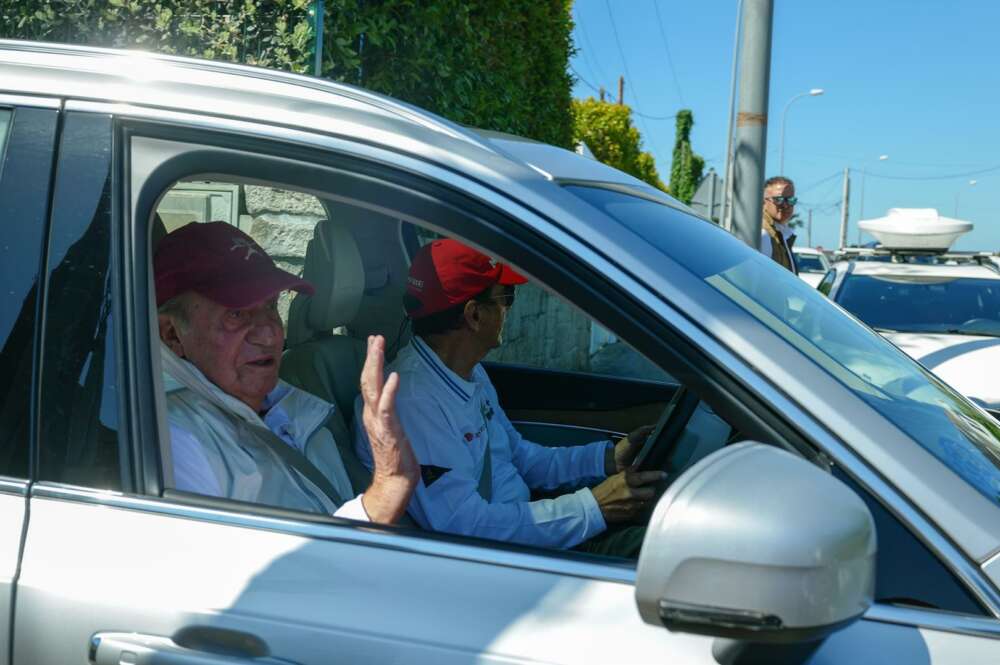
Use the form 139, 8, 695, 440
822, 258, 1000, 411
792, 246, 832, 287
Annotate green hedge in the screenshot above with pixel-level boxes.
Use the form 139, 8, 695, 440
0, 0, 575, 147
571, 97, 667, 192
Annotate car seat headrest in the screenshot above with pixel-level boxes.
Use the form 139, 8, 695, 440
286, 218, 365, 346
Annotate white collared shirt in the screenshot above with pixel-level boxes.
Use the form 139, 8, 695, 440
354, 336, 609, 548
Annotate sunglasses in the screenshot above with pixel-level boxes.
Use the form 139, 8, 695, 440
766, 195, 798, 207
483, 285, 516, 308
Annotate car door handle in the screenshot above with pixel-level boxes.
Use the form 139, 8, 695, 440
90, 629, 302, 665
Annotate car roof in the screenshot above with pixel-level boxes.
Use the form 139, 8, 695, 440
792, 247, 824, 256
834, 260, 1000, 279
0, 41, 690, 212
0, 38, 555, 204
473, 129, 689, 212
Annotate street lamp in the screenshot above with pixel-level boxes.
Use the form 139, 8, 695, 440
778, 88, 824, 175
955, 180, 977, 217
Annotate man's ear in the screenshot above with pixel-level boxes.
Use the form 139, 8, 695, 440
158, 313, 186, 358
463, 300, 481, 332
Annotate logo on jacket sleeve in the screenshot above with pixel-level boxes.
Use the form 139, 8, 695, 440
420, 464, 451, 488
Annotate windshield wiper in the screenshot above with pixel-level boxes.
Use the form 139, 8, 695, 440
944, 328, 1000, 338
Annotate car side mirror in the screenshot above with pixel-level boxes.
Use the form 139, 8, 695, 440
635, 442, 875, 644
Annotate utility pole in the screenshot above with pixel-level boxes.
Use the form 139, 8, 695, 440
838, 168, 851, 250
729, 0, 774, 248
311, 0, 325, 76
807, 209, 813, 247
599, 86, 606, 103
618, 76, 624, 105
721, 0, 745, 232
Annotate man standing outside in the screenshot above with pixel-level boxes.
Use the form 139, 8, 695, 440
354, 239, 662, 555
156, 221, 418, 524
760, 176, 798, 273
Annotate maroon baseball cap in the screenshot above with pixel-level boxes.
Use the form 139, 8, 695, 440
154, 221, 315, 308
405, 239, 527, 319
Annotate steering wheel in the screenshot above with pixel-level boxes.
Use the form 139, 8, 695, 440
632, 385, 702, 473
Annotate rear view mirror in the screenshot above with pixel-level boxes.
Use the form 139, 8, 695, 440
635, 442, 875, 644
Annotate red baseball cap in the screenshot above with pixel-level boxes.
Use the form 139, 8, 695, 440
405, 239, 527, 319
154, 221, 315, 308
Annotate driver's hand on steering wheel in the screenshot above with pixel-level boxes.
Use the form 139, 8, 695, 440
591, 469, 666, 524
605, 425, 655, 475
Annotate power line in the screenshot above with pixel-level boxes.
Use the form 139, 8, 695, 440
633, 110, 677, 121
604, 0, 667, 161
574, 3, 612, 87
570, 63, 675, 121
569, 63, 603, 97
798, 171, 842, 194
651, 0, 686, 107
857, 164, 1000, 181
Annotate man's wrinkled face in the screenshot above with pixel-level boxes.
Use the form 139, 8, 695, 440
763, 181, 796, 223
159, 292, 284, 412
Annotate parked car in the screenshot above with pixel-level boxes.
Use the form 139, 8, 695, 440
792, 246, 832, 287
821, 254, 1000, 412
3, 40, 1000, 665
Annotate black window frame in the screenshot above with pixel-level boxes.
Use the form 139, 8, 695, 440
0, 102, 59, 483
36, 110, 127, 491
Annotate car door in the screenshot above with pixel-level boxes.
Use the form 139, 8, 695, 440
0, 96, 59, 665
11, 106, 713, 665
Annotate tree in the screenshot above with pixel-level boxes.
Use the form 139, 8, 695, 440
668, 109, 705, 204
0, 0, 576, 148
571, 97, 666, 192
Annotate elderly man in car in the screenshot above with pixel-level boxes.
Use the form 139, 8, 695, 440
155, 221, 417, 523
354, 238, 663, 555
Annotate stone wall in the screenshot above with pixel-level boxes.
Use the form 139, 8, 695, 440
165, 182, 664, 379
244, 186, 324, 325
486, 283, 592, 371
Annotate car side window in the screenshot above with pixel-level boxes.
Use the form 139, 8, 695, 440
486, 282, 671, 382
403, 223, 670, 382
37, 112, 121, 490
0, 106, 58, 480
817, 269, 836, 296
835, 468, 985, 615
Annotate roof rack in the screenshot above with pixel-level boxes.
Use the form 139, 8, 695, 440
835, 247, 1000, 272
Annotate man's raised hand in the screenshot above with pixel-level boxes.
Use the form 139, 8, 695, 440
359, 335, 419, 524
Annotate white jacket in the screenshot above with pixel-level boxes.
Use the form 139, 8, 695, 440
162, 345, 367, 520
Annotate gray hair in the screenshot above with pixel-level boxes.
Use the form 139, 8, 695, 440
157, 293, 192, 333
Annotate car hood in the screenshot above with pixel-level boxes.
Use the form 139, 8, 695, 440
881, 331, 1000, 409
797, 272, 824, 288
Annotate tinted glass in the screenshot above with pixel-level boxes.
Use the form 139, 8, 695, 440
836, 469, 984, 614
38, 113, 121, 489
0, 107, 57, 479
794, 254, 826, 272
567, 185, 1000, 507
817, 270, 836, 296
837, 274, 1000, 335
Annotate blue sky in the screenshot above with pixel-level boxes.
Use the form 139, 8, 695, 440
570, 1, 1000, 251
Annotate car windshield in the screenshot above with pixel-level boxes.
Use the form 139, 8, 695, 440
836, 274, 1000, 337
566, 185, 1000, 505
795, 253, 827, 272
